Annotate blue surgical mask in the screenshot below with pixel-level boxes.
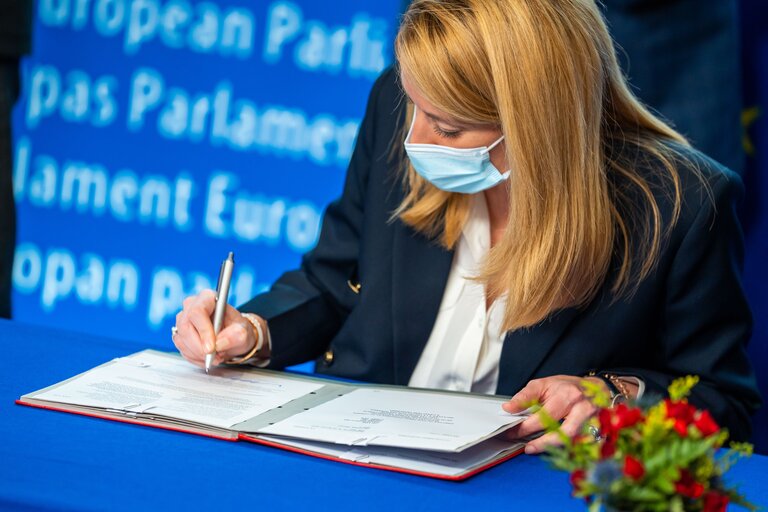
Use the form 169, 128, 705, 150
403, 107, 509, 194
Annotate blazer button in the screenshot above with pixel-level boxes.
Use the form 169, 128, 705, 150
323, 350, 334, 365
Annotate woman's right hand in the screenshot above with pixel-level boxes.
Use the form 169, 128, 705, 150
172, 289, 262, 368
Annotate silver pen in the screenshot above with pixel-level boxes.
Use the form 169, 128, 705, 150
206, 252, 235, 373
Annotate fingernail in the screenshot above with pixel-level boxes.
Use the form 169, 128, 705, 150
525, 444, 537, 455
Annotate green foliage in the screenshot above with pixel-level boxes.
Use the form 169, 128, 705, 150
718, 441, 754, 473
668, 375, 699, 401
535, 401, 572, 447
581, 378, 612, 408
540, 375, 755, 511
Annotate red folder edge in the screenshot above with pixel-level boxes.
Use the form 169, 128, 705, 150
15, 399, 524, 481
237, 432, 525, 481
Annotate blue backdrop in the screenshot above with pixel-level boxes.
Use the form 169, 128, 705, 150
11, 0, 401, 348
9, 0, 768, 451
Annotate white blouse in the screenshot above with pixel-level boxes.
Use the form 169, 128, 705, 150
258, 193, 644, 398
408, 194, 507, 395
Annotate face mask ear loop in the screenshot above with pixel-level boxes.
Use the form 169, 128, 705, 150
487, 135, 509, 178
405, 105, 418, 144
486, 134, 505, 151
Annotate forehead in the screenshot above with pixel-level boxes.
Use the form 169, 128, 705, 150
400, 73, 439, 113
400, 72, 473, 127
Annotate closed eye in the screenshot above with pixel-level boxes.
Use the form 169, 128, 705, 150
432, 124, 462, 139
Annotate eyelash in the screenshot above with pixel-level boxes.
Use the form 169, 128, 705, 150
432, 124, 461, 139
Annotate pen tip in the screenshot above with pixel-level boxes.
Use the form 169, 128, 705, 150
227, 251, 234, 261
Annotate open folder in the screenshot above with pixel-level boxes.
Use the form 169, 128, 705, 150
16, 350, 528, 480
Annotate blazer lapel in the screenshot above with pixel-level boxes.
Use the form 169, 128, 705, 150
496, 307, 581, 395
391, 221, 453, 385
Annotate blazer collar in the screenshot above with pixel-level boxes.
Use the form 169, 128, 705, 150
390, 221, 453, 385
496, 307, 580, 395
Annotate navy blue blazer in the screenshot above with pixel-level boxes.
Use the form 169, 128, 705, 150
241, 68, 761, 441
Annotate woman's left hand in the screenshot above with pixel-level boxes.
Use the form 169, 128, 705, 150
502, 375, 605, 454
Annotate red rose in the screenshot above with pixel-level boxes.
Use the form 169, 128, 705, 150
674, 418, 690, 437
598, 404, 644, 438
665, 399, 696, 423
623, 455, 645, 481
569, 469, 586, 492
598, 408, 615, 437
694, 410, 720, 437
675, 470, 705, 499
615, 403, 643, 429
703, 491, 730, 512
666, 399, 698, 437
600, 437, 617, 458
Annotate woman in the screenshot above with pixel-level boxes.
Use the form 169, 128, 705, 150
172, 0, 760, 451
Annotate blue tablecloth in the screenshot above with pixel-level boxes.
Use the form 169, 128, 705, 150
1, 319, 765, 511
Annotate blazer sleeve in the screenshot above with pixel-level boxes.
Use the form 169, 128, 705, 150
610, 171, 761, 441
238, 69, 392, 369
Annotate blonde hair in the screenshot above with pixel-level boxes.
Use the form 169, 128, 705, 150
394, 0, 703, 331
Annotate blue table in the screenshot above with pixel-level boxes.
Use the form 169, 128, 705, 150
1, 319, 765, 511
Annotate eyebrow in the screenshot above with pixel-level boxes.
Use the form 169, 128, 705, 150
422, 110, 463, 128
401, 90, 464, 128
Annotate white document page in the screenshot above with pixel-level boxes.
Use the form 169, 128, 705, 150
258, 435, 525, 477
257, 388, 526, 453
32, 351, 323, 429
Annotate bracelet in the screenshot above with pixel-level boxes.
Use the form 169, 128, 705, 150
586, 371, 629, 406
606, 374, 631, 405
224, 313, 264, 364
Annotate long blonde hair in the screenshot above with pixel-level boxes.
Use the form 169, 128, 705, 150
394, 0, 702, 331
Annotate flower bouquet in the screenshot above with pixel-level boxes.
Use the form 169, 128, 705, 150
539, 376, 756, 511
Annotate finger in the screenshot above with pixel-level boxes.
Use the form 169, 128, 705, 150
203, 306, 247, 364
173, 290, 216, 360
525, 431, 566, 454
223, 304, 244, 325
187, 305, 217, 354
506, 381, 586, 438
173, 333, 205, 368
215, 321, 253, 360
194, 289, 218, 315
507, 415, 545, 439
523, 399, 598, 453
559, 399, 598, 438
174, 311, 208, 363
545, 382, 586, 419
503, 379, 546, 413
186, 290, 218, 353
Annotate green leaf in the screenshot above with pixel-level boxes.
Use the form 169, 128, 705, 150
650, 470, 676, 494
581, 378, 611, 408
623, 485, 666, 502
535, 403, 571, 446
668, 376, 699, 401
669, 496, 685, 512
